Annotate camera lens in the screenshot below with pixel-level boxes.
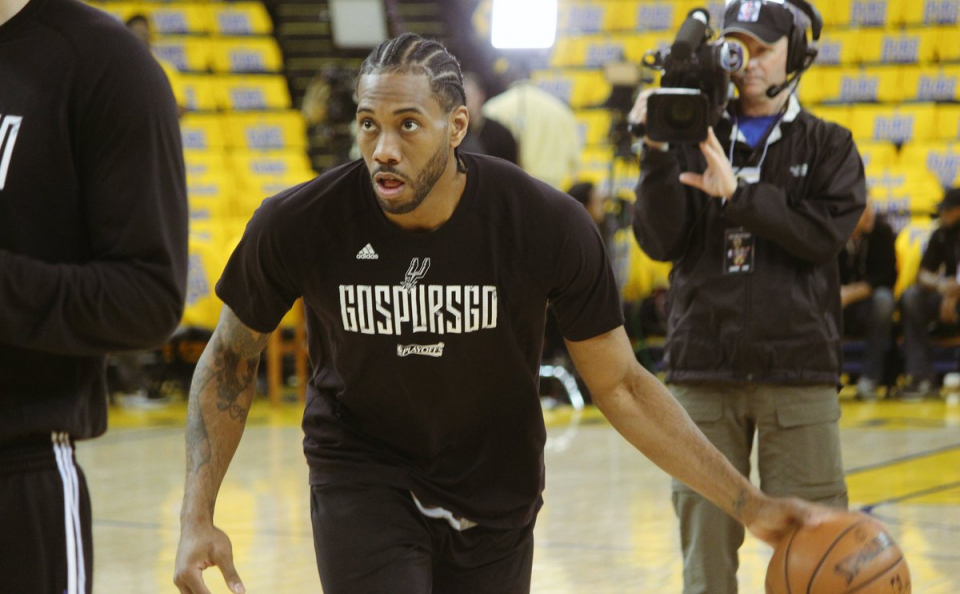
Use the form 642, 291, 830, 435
666, 98, 697, 131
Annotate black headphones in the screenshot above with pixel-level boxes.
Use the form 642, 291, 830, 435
783, 0, 823, 75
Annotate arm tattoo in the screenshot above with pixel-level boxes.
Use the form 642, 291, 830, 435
185, 366, 214, 474
211, 311, 270, 423
732, 489, 748, 520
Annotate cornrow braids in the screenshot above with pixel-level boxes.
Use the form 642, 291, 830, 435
359, 33, 469, 173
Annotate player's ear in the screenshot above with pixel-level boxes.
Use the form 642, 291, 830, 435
449, 105, 469, 148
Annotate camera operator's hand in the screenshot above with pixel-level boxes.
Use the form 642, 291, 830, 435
628, 89, 667, 151
679, 128, 738, 200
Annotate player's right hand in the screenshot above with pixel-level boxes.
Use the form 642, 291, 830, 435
174, 523, 245, 594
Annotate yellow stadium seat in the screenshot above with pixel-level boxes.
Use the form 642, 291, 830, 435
557, 1, 614, 33
619, 228, 672, 303
938, 26, 960, 62
900, 65, 960, 102
549, 37, 585, 68
894, 217, 938, 297
818, 0, 845, 27
223, 111, 307, 150
901, 140, 960, 187
857, 29, 938, 65
230, 150, 313, 179
147, 3, 212, 35
88, 2, 142, 24
815, 66, 903, 103
848, 104, 937, 143
215, 75, 291, 110
833, 0, 903, 27
936, 105, 960, 142
180, 74, 218, 112
576, 146, 615, 188
210, 37, 283, 73
574, 109, 612, 147
815, 30, 861, 66
627, 1, 686, 31
807, 105, 852, 129
180, 114, 227, 150
210, 2, 273, 36
901, 0, 960, 26
153, 37, 211, 72
182, 235, 227, 331
866, 165, 943, 216
629, 31, 673, 62
183, 150, 228, 177
796, 69, 823, 104
189, 219, 230, 250
187, 175, 236, 218
532, 70, 611, 109
855, 141, 899, 169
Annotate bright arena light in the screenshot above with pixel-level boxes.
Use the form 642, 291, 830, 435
491, 0, 558, 49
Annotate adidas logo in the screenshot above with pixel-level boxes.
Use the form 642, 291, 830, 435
356, 243, 379, 260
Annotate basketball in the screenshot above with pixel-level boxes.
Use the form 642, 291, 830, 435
766, 511, 911, 593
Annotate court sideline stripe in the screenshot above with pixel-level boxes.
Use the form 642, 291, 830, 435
845, 442, 960, 475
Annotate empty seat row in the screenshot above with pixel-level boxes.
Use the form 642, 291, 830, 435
557, 0, 960, 33
178, 74, 291, 112
154, 36, 283, 73
90, 1, 272, 35
180, 111, 306, 151
550, 27, 960, 68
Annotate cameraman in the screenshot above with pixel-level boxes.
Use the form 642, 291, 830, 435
629, 2, 865, 593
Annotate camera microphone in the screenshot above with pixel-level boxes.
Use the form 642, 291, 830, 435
670, 8, 710, 60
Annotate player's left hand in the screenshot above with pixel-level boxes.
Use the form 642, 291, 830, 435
744, 495, 839, 548
679, 127, 738, 200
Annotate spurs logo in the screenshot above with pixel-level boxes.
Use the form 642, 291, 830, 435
0, 115, 23, 191
401, 257, 431, 290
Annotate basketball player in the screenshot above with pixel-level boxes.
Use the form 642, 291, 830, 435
174, 33, 829, 594
631, 1, 864, 592
0, 0, 188, 592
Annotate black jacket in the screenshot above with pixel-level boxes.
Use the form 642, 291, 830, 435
0, 0, 188, 442
633, 96, 866, 384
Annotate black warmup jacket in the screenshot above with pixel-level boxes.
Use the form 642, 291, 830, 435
0, 0, 188, 442
633, 96, 866, 384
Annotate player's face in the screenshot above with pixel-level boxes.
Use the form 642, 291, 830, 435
729, 34, 788, 101
356, 72, 467, 215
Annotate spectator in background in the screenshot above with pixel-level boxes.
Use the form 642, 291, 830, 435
899, 187, 960, 399
0, 0, 187, 590
127, 13, 186, 117
482, 61, 581, 189
461, 72, 518, 164
838, 202, 897, 400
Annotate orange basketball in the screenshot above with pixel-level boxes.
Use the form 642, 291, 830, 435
766, 511, 911, 593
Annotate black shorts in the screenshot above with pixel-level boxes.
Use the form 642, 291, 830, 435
310, 482, 535, 594
0, 433, 93, 594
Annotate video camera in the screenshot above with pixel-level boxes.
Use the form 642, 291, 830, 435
640, 8, 749, 144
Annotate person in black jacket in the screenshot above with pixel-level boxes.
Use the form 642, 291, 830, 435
629, 2, 865, 592
460, 72, 519, 164
839, 203, 898, 400
899, 187, 960, 399
0, 0, 188, 591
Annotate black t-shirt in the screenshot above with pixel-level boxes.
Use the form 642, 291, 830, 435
0, 0, 187, 442
920, 224, 960, 279
217, 153, 623, 528
838, 219, 897, 289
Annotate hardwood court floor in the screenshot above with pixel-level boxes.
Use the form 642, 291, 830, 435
80, 393, 960, 593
